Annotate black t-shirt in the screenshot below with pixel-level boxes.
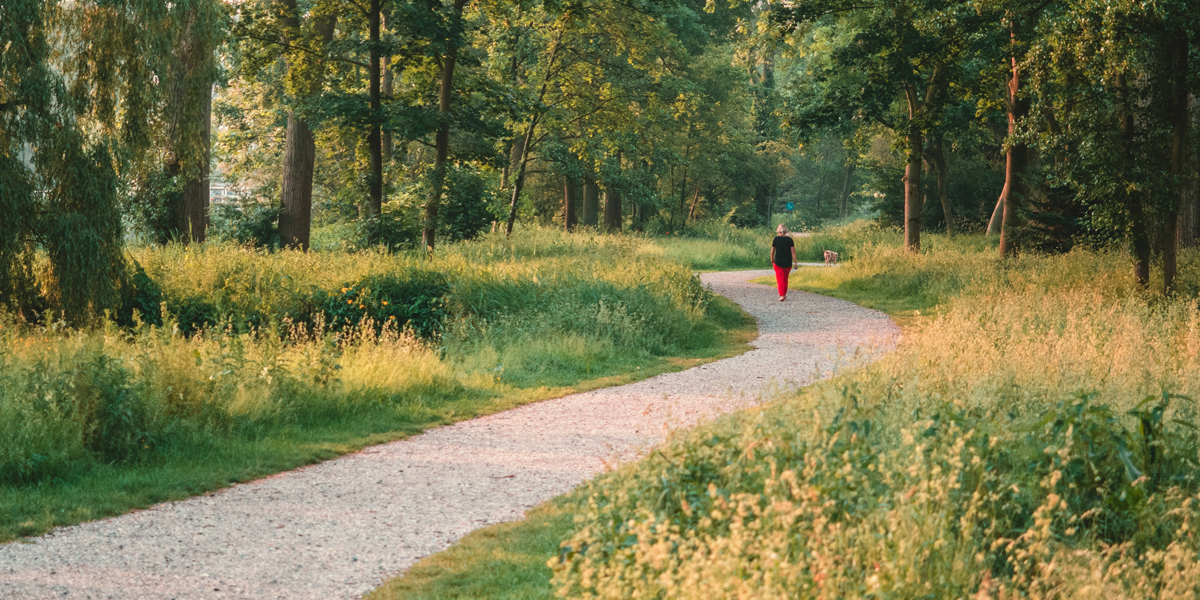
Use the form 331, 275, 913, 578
772, 235, 795, 268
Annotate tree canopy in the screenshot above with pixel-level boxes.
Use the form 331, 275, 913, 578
1, 0, 1198, 321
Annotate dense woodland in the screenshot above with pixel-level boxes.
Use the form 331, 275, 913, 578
1, 0, 1199, 323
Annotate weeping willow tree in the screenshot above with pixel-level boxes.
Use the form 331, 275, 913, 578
0, 0, 224, 323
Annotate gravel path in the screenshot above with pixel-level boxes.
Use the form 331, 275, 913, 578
0, 269, 899, 600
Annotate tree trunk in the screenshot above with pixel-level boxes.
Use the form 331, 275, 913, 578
367, 0, 383, 229
162, 9, 212, 245
381, 68, 393, 162
1117, 72, 1151, 286
582, 180, 599, 225
504, 114, 540, 236
676, 167, 689, 231
1180, 182, 1198, 249
278, 6, 336, 250
279, 113, 315, 249
903, 135, 921, 252
840, 161, 855, 218
603, 188, 622, 233
176, 86, 211, 244
901, 86, 923, 253
986, 196, 1003, 235
501, 136, 524, 190
381, 14, 393, 163
998, 52, 1029, 257
927, 135, 953, 235
687, 186, 701, 221
564, 176, 578, 232
1183, 94, 1200, 249
422, 0, 469, 252
1164, 35, 1189, 295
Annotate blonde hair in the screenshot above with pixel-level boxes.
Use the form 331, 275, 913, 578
776, 224, 788, 235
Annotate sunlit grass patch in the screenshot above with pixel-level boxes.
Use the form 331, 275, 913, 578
379, 228, 1200, 599
550, 239, 1200, 598
365, 498, 575, 600
0, 227, 757, 542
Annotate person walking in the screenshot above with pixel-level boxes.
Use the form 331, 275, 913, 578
770, 224, 796, 301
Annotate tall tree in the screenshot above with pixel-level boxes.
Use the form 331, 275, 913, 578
602, 188, 622, 232
421, 0, 468, 252
775, 0, 973, 252
2, 0, 216, 321
277, 0, 338, 250
163, 2, 223, 244
1028, 0, 1197, 289
366, 0, 385, 227
563, 176, 578, 232
503, 19, 564, 236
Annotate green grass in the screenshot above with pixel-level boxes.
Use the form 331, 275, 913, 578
638, 219, 895, 271
0, 227, 757, 543
551, 242, 1200, 598
374, 228, 1200, 599
365, 498, 576, 600
752, 264, 942, 315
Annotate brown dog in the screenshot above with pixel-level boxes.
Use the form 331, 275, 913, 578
824, 250, 839, 265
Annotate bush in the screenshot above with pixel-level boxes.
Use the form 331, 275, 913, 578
320, 270, 451, 338
0, 346, 159, 484
208, 203, 282, 249
442, 166, 498, 242
77, 354, 158, 464
355, 211, 422, 252
114, 261, 163, 327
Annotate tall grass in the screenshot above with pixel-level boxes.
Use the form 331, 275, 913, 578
643, 220, 895, 271
553, 241, 1200, 599
0, 227, 754, 540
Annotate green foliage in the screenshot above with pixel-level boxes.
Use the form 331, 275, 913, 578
125, 168, 184, 245
0, 228, 746, 512
0, 345, 162, 485
320, 272, 450, 338
114, 261, 164, 328
645, 219, 895, 271
442, 166, 499, 242
2, 0, 227, 323
208, 203, 283, 249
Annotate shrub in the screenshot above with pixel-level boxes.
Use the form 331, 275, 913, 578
114, 261, 163, 327
320, 270, 451, 338
76, 354, 158, 463
208, 203, 282, 249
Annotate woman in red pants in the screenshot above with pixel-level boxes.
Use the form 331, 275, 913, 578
770, 224, 797, 301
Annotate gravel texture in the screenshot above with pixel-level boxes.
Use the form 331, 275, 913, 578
0, 269, 898, 600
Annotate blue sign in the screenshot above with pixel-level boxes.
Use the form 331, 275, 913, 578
785, 202, 795, 210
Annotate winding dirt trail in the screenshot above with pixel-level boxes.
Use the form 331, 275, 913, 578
0, 269, 898, 600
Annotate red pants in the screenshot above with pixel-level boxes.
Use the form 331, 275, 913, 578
773, 264, 791, 297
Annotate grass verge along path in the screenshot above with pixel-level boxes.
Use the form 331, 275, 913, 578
367, 270, 898, 600
0, 292, 754, 545
0, 271, 894, 600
